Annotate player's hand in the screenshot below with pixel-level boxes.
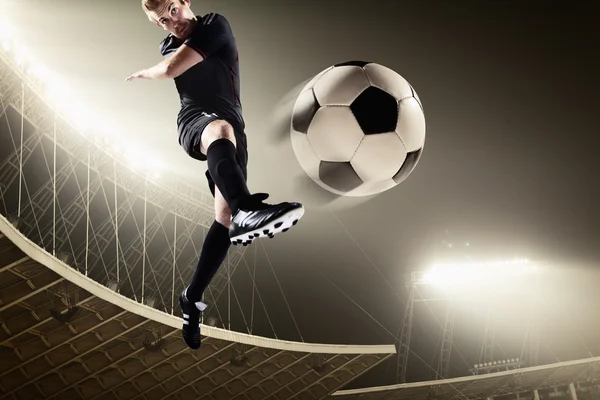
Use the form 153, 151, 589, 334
125, 70, 146, 81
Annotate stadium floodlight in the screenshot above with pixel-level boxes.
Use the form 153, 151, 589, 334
419, 258, 541, 287
469, 358, 523, 375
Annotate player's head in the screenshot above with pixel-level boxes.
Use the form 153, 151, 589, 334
142, 0, 197, 39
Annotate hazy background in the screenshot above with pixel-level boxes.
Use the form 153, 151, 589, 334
2, 0, 598, 387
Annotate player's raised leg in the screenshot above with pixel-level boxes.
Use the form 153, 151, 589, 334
200, 119, 305, 246
179, 187, 232, 349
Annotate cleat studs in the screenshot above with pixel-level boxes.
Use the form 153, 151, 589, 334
254, 233, 260, 237
282, 228, 289, 233
263, 229, 270, 235
292, 219, 298, 226
274, 222, 283, 229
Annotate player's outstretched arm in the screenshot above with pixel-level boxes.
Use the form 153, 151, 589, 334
125, 44, 204, 81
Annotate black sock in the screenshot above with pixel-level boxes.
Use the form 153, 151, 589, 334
206, 138, 250, 214
186, 220, 231, 303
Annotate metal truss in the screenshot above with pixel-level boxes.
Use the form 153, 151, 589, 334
480, 305, 496, 366
0, 232, 392, 399
435, 300, 455, 380
396, 281, 414, 384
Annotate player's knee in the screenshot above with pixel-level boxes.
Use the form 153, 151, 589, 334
201, 119, 236, 154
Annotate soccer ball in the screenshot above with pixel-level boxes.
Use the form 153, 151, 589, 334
290, 61, 426, 197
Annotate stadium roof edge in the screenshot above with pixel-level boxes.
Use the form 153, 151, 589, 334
332, 354, 600, 396
0, 214, 396, 356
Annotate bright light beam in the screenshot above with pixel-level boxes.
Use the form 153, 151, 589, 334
0, 19, 165, 183
420, 258, 541, 287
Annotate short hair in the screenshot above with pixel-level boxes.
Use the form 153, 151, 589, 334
141, 0, 185, 22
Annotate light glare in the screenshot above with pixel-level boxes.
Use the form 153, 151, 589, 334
68, 103, 93, 131
2, 23, 167, 189
125, 147, 148, 170
421, 258, 541, 287
27, 63, 51, 80
0, 19, 13, 39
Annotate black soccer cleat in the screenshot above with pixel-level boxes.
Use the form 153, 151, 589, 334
179, 288, 207, 350
229, 193, 305, 246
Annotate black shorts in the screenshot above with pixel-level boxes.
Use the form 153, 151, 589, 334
178, 110, 248, 198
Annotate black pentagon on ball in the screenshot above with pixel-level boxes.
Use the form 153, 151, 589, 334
392, 148, 423, 184
334, 60, 372, 68
350, 86, 398, 134
319, 161, 363, 193
292, 88, 320, 134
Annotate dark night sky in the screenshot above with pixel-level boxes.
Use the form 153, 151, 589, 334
3, 0, 599, 388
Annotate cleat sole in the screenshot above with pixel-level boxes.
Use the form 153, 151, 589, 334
230, 206, 304, 245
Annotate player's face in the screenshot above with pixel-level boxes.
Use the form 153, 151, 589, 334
152, 0, 197, 39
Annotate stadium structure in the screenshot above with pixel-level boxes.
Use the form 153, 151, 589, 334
1, 30, 600, 400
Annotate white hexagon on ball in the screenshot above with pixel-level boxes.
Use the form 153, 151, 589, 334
351, 132, 407, 183
307, 107, 364, 162
290, 60, 426, 197
313, 65, 370, 106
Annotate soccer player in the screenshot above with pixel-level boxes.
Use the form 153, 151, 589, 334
126, 0, 304, 349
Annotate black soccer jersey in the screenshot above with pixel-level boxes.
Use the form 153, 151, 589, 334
160, 13, 244, 131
